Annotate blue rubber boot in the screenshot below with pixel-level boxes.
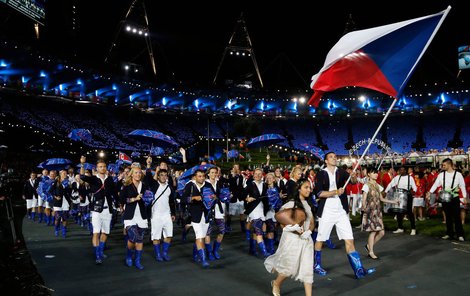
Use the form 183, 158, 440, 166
98, 241, 107, 260
213, 241, 221, 259
258, 241, 269, 258
94, 246, 102, 264
265, 238, 274, 255
347, 251, 376, 279
197, 249, 209, 268
126, 248, 133, 267
205, 243, 215, 261
249, 238, 258, 256
162, 242, 171, 261
245, 229, 251, 241
54, 224, 59, 237
153, 244, 163, 261
135, 250, 144, 270
314, 250, 327, 275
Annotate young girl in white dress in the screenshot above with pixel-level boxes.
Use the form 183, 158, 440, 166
265, 178, 314, 296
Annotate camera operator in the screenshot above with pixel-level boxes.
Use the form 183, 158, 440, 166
0, 168, 26, 248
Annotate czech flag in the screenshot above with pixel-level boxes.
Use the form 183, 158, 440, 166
308, 6, 451, 107
118, 151, 133, 165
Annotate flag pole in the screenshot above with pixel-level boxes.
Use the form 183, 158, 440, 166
343, 98, 397, 189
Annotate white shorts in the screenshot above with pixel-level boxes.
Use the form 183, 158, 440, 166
191, 215, 210, 239
37, 196, 51, 208
91, 210, 113, 234
229, 200, 245, 216
151, 215, 174, 240
412, 197, 425, 208
317, 211, 354, 241
26, 198, 38, 209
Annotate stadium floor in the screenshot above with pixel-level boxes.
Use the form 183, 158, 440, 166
23, 217, 469, 296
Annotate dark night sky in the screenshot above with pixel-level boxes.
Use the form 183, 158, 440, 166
1, 0, 467, 89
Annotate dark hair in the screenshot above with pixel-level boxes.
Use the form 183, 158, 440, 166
367, 167, 378, 174
324, 151, 335, 161
96, 159, 107, 166
442, 158, 453, 165
285, 178, 310, 220
157, 169, 168, 176
194, 169, 206, 175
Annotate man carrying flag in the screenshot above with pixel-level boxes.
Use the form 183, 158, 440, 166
307, 7, 451, 279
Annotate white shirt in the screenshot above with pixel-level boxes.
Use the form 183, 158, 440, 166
96, 174, 109, 208
124, 181, 148, 228
248, 180, 265, 220
385, 174, 417, 193
152, 182, 172, 218
323, 167, 344, 213
429, 171, 467, 198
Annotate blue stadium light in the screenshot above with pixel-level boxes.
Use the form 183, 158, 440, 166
0, 60, 8, 67
162, 97, 168, 106
194, 99, 199, 108
77, 79, 83, 85
39, 71, 47, 77
112, 84, 117, 91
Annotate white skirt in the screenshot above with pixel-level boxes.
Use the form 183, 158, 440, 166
264, 230, 314, 284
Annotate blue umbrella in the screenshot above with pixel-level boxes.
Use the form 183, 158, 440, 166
310, 147, 326, 160
179, 163, 216, 183
128, 129, 178, 148
168, 156, 181, 164
246, 133, 286, 148
39, 158, 73, 171
76, 163, 96, 171
68, 129, 92, 142
150, 146, 165, 156
176, 163, 216, 194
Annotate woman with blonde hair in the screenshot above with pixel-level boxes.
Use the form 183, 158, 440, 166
120, 165, 150, 269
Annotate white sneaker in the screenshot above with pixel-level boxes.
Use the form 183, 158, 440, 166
393, 229, 404, 234
441, 235, 450, 240
410, 230, 416, 236
458, 237, 465, 242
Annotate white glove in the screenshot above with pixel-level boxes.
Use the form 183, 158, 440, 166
283, 224, 303, 233
301, 230, 312, 240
